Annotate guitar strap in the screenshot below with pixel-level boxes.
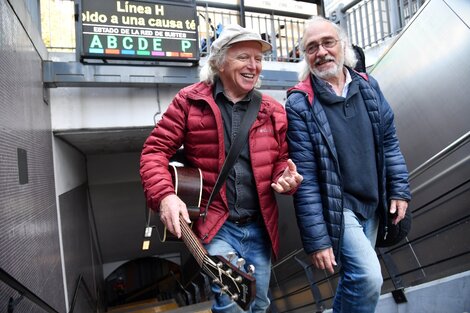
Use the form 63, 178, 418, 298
202, 90, 262, 221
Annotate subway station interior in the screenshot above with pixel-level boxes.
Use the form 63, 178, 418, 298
1, 0, 469, 312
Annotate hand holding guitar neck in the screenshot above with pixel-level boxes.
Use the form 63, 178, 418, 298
159, 194, 191, 238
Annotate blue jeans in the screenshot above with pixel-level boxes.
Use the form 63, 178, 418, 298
333, 209, 383, 313
204, 220, 271, 313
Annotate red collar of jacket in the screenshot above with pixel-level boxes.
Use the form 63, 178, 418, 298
185, 81, 278, 124
288, 75, 315, 105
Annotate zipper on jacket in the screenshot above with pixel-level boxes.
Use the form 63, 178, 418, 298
303, 92, 346, 259
306, 93, 343, 184
361, 80, 389, 237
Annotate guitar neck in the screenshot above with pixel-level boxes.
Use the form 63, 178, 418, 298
169, 165, 256, 311
179, 218, 207, 267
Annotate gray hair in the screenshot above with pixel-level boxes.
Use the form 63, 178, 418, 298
199, 45, 229, 85
298, 16, 357, 81
199, 44, 263, 88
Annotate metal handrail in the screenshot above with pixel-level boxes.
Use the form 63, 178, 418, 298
335, 0, 426, 49
341, 0, 362, 13
69, 274, 97, 313
0, 267, 59, 313
409, 131, 470, 180
197, 5, 308, 62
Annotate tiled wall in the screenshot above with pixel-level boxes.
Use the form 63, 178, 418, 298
0, 0, 65, 311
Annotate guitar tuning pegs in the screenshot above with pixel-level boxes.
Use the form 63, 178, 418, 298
236, 258, 245, 269
248, 264, 256, 275
231, 294, 239, 301
227, 251, 237, 262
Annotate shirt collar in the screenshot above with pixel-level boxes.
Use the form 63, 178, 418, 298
341, 67, 352, 97
214, 77, 224, 98
214, 77, 253, 103
314, 67, 352, 98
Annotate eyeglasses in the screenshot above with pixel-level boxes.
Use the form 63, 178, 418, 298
304, 39, 340, 55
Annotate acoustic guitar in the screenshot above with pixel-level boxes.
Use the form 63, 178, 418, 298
167, 164, 256, 310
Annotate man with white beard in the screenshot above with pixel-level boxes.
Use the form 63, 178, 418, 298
285, 16, 411, 313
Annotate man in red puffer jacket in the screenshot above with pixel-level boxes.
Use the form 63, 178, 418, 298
140, 24, 302, 313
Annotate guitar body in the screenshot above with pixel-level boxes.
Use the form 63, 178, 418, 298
155, 165, 202, 242
166, 164, 256, 310
169, 164, 203, 214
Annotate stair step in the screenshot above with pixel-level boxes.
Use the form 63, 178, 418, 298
107, 299, 178, 313
163, 301, 212, 313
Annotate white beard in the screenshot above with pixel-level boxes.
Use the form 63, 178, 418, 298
311, 54, 345, 80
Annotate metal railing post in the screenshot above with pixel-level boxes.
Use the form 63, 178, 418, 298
339, 4, 349, 42
294, 256, 325, 312
270, 14, 278, 60
240, 0, 246, 27
388, 0, 402, 35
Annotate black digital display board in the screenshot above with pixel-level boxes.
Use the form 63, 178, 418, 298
79, 0, 199, 63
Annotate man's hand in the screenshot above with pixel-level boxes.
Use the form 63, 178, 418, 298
271, 159, 303, 193
311, 247, 337, 274
159, 194, 191, 238
389, 199, 408, 225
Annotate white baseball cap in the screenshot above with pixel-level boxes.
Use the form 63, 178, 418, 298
210, 24, 272, 55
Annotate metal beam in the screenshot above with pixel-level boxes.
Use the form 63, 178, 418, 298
43, 61, 298, 89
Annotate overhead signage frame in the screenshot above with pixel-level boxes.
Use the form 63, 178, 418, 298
76, 0, 199, 65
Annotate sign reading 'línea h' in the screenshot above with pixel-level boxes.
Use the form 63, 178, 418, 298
80, 0, 199, 62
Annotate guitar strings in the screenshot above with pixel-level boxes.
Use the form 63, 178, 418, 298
179, 219, 207, 266
179, 220, 234, 292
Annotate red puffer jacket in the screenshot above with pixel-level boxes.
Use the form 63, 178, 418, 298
140, 81, 293, 259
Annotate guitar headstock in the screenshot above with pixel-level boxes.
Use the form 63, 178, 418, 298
203, 254, 256, 311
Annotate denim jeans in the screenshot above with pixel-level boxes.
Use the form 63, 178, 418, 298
333, 209, 383, 313
204, 219, 272, 313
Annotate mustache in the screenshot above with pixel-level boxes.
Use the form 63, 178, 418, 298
315, 55, 335, 65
